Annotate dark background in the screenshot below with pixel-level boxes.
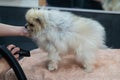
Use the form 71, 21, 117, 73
0, 6, 120, 50
46, 0, 103, 10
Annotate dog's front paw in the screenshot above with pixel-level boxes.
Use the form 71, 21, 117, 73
84, 67, 93, 73
83, 64, 94, 73
48, 61, 58, 71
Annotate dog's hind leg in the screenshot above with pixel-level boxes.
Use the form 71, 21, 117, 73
75, 45, 95, 73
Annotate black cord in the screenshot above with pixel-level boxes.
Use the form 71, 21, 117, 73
0, 45, 27, 80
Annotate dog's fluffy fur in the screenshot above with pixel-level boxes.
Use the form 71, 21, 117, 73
25, 8, 106, 72
101, 0, 120, 11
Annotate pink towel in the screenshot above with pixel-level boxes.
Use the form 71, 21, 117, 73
5, 49, 120, 80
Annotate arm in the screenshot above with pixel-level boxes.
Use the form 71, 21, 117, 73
0, 58, 10, 75
0, 23, 28, 37
0, 23, 29, 77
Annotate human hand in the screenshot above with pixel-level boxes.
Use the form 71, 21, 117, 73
0, 44, 20, 74
17, 27, 29, 37
7, 44, 20, 60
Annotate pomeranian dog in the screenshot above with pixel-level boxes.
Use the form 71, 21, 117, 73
101, 0, 120, 11
25, 8, 106, 72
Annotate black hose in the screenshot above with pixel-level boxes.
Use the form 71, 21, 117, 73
0, 45, 27, 80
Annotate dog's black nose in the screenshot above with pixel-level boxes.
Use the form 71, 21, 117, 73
25, 23, 28, 29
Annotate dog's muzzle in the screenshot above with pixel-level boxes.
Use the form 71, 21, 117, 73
25, 23, 28, 29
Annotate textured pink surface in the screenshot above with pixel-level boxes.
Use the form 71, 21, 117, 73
5, 49, 120, 80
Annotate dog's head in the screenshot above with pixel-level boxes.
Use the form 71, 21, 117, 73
25, 8, 47, 36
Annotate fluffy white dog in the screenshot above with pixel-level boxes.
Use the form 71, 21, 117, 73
25, 8, 106, 72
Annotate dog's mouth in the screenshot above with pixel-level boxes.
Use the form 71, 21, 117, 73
25, 23, 34, 32
28, 29, 33, 32
25, 28, 33, 33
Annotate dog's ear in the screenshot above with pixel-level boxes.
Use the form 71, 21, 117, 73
35, 18, 42, 25
35, 18, 44, 28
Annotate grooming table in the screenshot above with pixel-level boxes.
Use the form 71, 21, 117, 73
5, 48, 120, 80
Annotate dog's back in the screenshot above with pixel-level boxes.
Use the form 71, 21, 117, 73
41, 10, 106, 53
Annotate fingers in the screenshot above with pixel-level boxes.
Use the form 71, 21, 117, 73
23, 28, 30, 37
7, 44, 16, 51
14, 54, 19, 60
7, 44, 20, 60
11, 47, 20, 55
20, 27, 30, 37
